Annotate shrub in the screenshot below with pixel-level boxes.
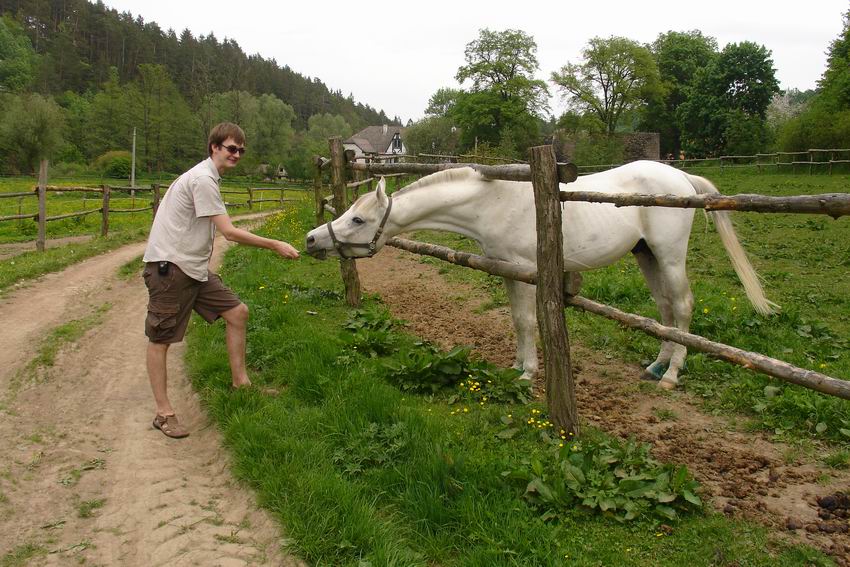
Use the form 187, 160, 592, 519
93, 150, 132, 178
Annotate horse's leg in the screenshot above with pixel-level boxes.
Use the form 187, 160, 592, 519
655, 259, 694, 390
633, 245, 676, 380
504, 279, 538, 384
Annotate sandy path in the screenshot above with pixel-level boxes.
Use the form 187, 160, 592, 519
0, 235, 94, 261
0, 214, 303, 566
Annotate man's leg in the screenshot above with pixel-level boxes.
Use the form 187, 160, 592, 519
146, 341, 174, 416
220, 302, 250, 387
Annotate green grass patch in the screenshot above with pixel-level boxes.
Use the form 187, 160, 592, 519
184, 196, 831, 565
76, 498, 106, 518
117, 254, 144, 280
1, 543, 46, 567
0, 228, 147, 295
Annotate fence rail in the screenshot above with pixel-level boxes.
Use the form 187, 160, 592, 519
1, 160, 294, 248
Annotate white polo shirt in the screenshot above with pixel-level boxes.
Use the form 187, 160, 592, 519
143, 158, 228, 282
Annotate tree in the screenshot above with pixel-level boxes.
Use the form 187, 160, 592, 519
456, 29, 549, 116
404, 116, 461, 155
778, 9, 850, 151
552, 36, 661, 135
425, 87, 462, 117
250, 94, 296, 166
641, 30, 717, 156
449, 29, 548, 154
0, 15, 38, 92
133, 64, 197, 172
0, 93, 65, 172
678, 41, 779, 156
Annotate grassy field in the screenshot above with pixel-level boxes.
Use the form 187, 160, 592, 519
183, 195, 835, 566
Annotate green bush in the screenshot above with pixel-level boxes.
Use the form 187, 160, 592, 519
93, 150, 132, 178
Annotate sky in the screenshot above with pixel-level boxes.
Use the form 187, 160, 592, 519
103, 0, 848, 123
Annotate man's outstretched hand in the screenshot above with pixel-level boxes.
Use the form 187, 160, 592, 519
272, 240, 300, 259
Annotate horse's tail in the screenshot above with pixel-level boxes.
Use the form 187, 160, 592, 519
686, 173, 780, 316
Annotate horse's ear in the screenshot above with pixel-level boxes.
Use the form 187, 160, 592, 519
376, 177, 388, 208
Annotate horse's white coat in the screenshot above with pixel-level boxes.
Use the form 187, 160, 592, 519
306, 161, 776, 388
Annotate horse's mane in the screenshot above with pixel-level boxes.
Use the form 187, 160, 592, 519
393, 167, 483, 196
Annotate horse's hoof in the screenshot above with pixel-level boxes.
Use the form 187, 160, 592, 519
658, 379, 677, 390
640, 370, 661, 382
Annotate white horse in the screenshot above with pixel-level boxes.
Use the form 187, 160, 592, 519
305, 160, 777, 389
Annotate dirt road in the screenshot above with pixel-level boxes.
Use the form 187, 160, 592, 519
0, 217, 302, 566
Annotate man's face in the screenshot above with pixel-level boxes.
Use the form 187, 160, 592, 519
211, 137, 245, 172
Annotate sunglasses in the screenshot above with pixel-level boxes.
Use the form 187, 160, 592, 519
221, 144, 246, 156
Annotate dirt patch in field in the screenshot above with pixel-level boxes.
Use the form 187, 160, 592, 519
357, 245, 850, 563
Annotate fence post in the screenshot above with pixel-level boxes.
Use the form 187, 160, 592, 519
247, 186, 254, 210
152, 184, 160, 219
313, 155, 324, 228
529, 145, 579, 436
366, 156, 374, 195
101, 184, 111, 237
280, 186, 285, 207
329, 137, 361, 307
36, 159, 47, 252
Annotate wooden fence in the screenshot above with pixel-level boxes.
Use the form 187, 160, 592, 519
314, 138, 850, 435
0, 160, 296, 251
580, 148, 850, 175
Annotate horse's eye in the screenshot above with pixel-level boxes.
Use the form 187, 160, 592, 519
352, 217, 364, 225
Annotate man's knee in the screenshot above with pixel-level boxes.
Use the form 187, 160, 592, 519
222, 302, 249, 326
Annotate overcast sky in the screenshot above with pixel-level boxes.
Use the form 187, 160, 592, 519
103, 0, 847, 123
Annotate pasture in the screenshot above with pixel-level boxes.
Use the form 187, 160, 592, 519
412, 167, 850, 445
183, 168, 846, 565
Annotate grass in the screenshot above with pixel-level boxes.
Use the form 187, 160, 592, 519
183, 201, 833, 566
0, 543, 46, 567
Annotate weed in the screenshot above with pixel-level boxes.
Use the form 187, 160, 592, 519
77, 498, 106, 518
1, 543, 46, 566
823, 450, 850, 469
385, 343, 530, 403
654, 408, 678, 422
331, 422, 409, 477
506, 432, 702, 523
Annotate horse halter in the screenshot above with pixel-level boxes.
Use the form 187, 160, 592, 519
325, 195, 393, 259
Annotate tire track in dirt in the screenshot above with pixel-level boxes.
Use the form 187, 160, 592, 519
357, 245, 850, 563
0, 213, 304, 566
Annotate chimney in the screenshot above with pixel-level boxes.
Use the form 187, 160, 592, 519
382, 124, 388, 134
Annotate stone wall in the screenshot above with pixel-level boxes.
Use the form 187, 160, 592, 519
553, 131, 660, 163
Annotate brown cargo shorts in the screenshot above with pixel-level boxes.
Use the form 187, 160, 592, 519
142, 262, 242, 344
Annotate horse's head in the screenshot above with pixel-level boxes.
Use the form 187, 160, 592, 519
305, 177, 392, 260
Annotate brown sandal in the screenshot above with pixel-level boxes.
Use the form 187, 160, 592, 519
152, 414, 189, 438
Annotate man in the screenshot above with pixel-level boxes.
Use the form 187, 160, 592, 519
142, 122, 299, 439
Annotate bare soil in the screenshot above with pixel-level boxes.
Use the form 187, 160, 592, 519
0, 214, 303, 566
356, 245, 850, 564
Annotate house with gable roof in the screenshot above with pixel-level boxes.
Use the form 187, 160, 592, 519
344, 124, 406, 161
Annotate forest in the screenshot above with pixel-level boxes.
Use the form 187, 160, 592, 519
0, 0, 397, 177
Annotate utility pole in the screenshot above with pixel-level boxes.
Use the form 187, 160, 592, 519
131, 127, 136, 197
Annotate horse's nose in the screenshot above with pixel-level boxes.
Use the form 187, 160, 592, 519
306, 235, 315, 246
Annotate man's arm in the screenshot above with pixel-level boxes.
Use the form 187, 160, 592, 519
211, 214, 299, 259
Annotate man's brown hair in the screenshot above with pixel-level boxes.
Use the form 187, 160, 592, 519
208, 122, 246, 156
